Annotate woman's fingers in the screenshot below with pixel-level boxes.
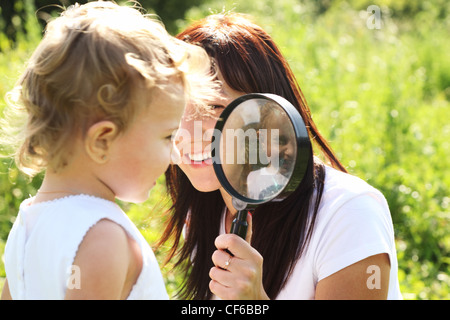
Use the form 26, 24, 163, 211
214, 233, 261, 260
210, 216, 269, 300
211, 248, 235, 271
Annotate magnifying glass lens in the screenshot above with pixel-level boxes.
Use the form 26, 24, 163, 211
219, 98, 297, 202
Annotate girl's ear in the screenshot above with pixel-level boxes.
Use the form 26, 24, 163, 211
84, 121, 118, 164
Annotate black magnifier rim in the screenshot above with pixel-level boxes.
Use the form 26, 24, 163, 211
212, 93, 311, 205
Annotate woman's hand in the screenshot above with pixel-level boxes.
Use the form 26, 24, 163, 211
209, 215, 270, 300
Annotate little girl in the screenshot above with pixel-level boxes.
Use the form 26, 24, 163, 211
0, 1, 215, 299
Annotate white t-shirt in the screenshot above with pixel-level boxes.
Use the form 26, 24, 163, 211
219, 165, 402, 299
4, 195, 168, 300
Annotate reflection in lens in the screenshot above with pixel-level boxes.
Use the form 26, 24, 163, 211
219, 99, 297, 201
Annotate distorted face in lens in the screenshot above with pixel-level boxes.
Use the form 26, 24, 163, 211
263, 110, 296, 178
219, 99, 297, 201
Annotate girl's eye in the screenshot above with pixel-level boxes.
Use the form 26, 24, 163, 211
211, 105, 225, 110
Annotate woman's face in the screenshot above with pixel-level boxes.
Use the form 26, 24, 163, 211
174, 72, 245, 192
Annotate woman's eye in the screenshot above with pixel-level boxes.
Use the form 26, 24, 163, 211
279, 135, 289, 145
211, 105, 225, 110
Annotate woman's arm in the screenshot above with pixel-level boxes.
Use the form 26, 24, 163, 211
315, 253, 390, 299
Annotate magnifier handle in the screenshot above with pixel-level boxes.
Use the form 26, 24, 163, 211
224, 211, 248, 263
230, 210, 248, 240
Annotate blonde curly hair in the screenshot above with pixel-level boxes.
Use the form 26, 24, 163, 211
1, 1, 217, 176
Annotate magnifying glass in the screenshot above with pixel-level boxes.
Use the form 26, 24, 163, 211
212, 93, 311, 239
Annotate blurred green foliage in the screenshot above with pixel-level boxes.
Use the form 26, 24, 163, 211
0, 0, 449, 299
0, 0, 206, 45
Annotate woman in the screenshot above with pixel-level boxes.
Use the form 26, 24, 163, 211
159, 13, 402, 300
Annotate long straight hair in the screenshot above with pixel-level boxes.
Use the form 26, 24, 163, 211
159, 13, 347, 300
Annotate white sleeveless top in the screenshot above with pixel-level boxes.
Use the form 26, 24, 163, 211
4, 195, 168, 300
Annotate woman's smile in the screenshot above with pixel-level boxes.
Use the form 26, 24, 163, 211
184, 151, 213, 167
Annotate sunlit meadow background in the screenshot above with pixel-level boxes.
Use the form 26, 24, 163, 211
0, 0, 449, 299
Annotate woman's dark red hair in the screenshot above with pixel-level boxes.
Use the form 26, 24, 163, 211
158, 13, 346, 299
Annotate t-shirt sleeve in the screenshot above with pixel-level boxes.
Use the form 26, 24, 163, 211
314, 191, 395, 282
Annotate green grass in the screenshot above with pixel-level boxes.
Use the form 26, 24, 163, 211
1, 0, 449, 299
